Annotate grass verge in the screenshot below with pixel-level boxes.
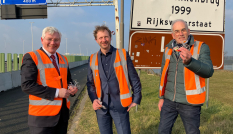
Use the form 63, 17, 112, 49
72, 70, 233, 134
68, 86, 87, 130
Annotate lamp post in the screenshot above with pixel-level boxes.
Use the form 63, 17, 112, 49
120, 0, 124, 49
29, 22, 34, 51
65, 38, 67, 54
86, 48, 88, 56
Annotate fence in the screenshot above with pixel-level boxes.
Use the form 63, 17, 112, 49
0, 53, 89, 73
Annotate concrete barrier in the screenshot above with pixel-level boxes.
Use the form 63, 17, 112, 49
0, 60, 88, 92
11, 71, 21, 88
0, 72, 12, 92
69, 60, 88, 69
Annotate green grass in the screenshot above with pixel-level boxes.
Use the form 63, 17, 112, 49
72, 70, 233, 134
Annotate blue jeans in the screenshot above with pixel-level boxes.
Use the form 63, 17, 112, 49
96, 98, 131, 134
158, 99, 201, 134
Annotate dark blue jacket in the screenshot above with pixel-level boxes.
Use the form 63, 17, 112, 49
87, 46, 142, 113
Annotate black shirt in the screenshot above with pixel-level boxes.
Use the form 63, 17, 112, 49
100, 46, 113, 77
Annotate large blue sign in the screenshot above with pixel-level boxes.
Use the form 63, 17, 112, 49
1, 0, 47, 5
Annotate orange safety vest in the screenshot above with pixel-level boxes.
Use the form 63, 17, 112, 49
160, 41, 206, 105
90, 49, 132, 107
27, 49, 70, 116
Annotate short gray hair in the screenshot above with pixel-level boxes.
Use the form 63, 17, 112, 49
41, 27, 62, 39
171, 19, 188, 32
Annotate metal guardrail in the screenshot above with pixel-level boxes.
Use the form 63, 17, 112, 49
0, 53, 89, 73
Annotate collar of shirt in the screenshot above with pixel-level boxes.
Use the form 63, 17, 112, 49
42, 47, 57, 59
100, 45, 113, 56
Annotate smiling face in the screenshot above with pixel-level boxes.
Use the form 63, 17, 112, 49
95, 29, 111, 50
41, 32, 61, 54
172, 21, 190, 44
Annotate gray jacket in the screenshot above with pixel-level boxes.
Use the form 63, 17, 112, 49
159, 35, 214, 105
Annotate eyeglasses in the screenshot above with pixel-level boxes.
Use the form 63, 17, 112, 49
45, 38, 60, 43
173, 28, 187, 35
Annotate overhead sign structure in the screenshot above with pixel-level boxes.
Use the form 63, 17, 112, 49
131, 0, 224, 32
129, 0, 225, 70
1, 0, 47, 5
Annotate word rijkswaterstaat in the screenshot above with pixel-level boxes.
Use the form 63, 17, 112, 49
147, 18, 211, 28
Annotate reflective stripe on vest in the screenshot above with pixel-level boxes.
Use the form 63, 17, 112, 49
90, 49, 132, 107
159, 47, 173, 97
160, 41, 206, 105
184, 41, 206, 104
90, 52, 102, 100
30, 99, 62, 105
27, 49, 70, 116
114, 49, 132, 107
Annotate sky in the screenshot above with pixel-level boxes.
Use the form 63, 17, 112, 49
0, 0, 232, 56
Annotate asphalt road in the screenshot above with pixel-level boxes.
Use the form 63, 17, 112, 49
0, 64, 88, 134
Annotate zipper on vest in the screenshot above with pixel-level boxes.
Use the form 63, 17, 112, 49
173, 52, 180, 101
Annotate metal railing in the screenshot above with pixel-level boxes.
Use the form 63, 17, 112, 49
0, 53, 89, 73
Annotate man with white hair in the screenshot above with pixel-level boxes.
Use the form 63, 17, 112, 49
158, 19, 214, 134
21, 26, 78, 134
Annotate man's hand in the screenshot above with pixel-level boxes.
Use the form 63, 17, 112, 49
58, 88, 70, 98
158, 99, 164, 111
127, 102, 137, 112
92, 99, 103, 110
68, 86, 78, 96
178, 47, 192, 65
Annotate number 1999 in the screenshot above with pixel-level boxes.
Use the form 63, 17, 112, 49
172, 6, 191, 15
